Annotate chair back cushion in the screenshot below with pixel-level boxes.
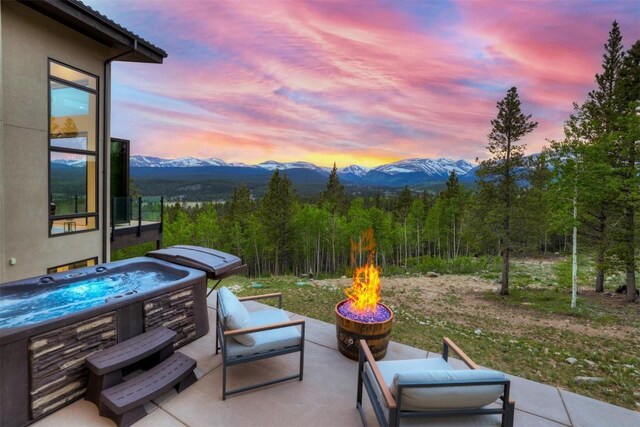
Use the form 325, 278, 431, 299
391, 369, 505, 411
218, 287, 255, 346
225, 309, 301, 357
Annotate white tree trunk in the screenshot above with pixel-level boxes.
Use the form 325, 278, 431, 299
571, 183, 578, 309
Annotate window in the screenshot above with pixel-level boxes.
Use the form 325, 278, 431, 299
49, 60, 99, 236
47, 257, 98, 274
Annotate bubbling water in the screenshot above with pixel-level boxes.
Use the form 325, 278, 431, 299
0, 269, 181, 329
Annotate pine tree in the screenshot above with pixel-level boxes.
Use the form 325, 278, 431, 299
586, 21, 625, 133
320, 163, 346, 215
612, 40, 639, 302
259, 170, 295, 275
476, 87, 538, 295
582, 22, 626, 292
229, 184, 253, 227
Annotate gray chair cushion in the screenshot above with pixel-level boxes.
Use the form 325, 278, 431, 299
365, 358, 452, 408
392, 369, 505, 411
366, 358, 504, 411
225, 309, 301, 358
218, 287, 255, 346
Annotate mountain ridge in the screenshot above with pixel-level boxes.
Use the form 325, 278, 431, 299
125, 155, 474, 177
52, 155, 479, 198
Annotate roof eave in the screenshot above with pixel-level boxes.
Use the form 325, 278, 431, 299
18, 0, 167, 64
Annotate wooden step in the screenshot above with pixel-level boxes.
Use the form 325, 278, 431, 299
99, 352, 197, 427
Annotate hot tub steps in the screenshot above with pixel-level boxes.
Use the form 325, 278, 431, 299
85, 327, 177, 405
85, 327, 198, 426
99, 352, 197, 427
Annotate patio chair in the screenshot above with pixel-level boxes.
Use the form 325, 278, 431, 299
357, 337, 514, 427
215, 287, 305, 399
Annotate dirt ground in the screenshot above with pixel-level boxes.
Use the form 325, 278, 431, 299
318, 274, 640, 341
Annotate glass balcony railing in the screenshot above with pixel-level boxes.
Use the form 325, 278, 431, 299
110, 196, 164, 233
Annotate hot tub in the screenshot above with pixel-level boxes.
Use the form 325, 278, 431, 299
0, 257, 209, 426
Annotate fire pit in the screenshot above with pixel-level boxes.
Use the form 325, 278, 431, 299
335, 229, 394, 361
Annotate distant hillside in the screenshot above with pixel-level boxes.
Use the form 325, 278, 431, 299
54, 155, 480, 200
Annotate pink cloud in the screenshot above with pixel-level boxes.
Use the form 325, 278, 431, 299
87, 0, 640, 166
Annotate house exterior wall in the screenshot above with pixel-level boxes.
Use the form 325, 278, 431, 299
0, 5, 5, 282
0, 1, 114, 282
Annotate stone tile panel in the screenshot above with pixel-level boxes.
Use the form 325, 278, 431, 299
144, 286, 196, 348
29, 312, 117, 419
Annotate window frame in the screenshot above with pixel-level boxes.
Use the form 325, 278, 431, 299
47, 256, 99, 274
48, 58, 100, 237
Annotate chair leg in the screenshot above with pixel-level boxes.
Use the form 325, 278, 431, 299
389, 409, 399, 427
215, 308, 219, 355
222, 360, 227, 400
357, 349, 364, 407
299, 343, 304, 381
502, 400, 515, 427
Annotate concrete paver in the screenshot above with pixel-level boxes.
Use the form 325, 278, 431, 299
559, 389, 640, 427
161, 340, 363, 427
506, 374, 572, 426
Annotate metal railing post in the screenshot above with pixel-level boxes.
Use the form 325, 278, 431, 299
137, 196, 142, 237
110, 197, 115, 242
159, 197, 164, 233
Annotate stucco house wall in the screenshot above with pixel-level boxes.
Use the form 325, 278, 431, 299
0, 1, 112, 281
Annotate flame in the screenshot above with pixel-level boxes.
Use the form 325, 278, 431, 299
344, 228, 381, 314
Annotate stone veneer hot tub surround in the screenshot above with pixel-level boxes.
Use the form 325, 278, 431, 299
0, 257, 209, 427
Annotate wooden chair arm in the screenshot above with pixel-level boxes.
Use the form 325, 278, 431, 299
238, 292, 283, 308
443, 337, 479, 370
223, 319, 304, 337
360, 340, 397, 410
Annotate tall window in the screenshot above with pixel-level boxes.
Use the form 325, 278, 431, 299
49, 60, 99, 236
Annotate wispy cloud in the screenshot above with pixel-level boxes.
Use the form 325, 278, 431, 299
89, 0, 640, 167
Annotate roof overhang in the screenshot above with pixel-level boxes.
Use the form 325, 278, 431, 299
18, 0, 168, 64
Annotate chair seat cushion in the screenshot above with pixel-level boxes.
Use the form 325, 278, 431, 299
366, 358, 505, 411
218, 287, 254, 346
365, 358, 451, 409
225, 309, 301, 357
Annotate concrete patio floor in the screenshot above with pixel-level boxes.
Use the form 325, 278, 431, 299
34, 294, 639, 427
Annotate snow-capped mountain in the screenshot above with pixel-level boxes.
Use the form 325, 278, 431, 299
63, 155, 476, 181
228, 161, 255, 168
257, 160, 331, 175
50, 158, 88, 167
129, 156, 230, 168
372, 158, 474, 177
339, 164, 369, 177
127, 155, 166, 167
53, 155, 484, 190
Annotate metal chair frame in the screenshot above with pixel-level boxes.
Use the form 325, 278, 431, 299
215, 291, 305, 400
356, 337, 515, 427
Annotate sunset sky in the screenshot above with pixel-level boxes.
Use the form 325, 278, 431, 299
86, 0, 640, 168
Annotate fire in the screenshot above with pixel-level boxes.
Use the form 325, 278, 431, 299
344, 228, 381, 314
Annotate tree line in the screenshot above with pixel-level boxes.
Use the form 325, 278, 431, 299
116, 22, 638, 303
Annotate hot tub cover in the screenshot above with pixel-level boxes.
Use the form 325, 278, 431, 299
146, 245, 245, 280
